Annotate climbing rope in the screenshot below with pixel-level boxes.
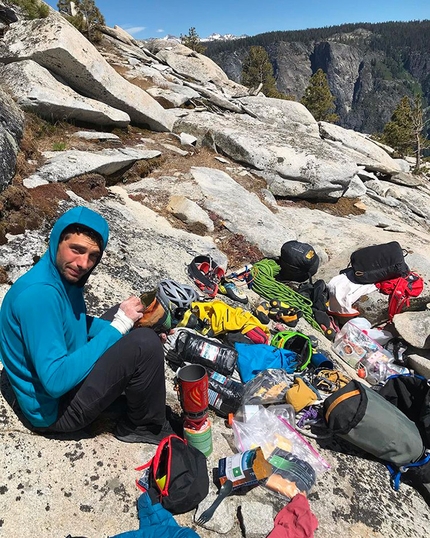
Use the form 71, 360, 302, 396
250, 259, 323, 333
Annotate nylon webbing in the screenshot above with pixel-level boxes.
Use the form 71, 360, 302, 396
250, 259, 322, 332
386, 452, 430, 491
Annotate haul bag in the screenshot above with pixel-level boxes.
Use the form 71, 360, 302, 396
349, 241, 409, 284
323, 380, 424, 466
378, 375, 430, 448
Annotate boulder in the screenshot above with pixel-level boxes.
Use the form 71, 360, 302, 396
343, 175, 367, 197
23, 148, 162, 188
0, 13, 174, 131
367, 179, 430, 221
71, 132, 121, 142
146, 86, 194, 108
393, 158, 411, 172
182, 81, 243, 112
101, 34, 152, 63
319, 122, 402, 173
0, 60, 130, 127
168, 195, 214, 233
190, 167, 296, 257
151, 40, 230, 85
100, 25, 139, 47
174, 110, 358, 200
0, 86, 24, 192
393, 311, 430, 349
238, 96, 320, 137
388, 170, 425, 188
407, 351, 430, 378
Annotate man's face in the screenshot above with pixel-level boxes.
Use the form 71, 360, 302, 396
56, 232, 101, 283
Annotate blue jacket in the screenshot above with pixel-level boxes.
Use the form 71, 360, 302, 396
0, 206, 123, 427
112, 493, 200, 538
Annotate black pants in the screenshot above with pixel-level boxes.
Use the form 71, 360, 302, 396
41, 318, 166, 433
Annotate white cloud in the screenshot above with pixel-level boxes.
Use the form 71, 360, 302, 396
156, 28, 164, 33
124, 26, 146, 36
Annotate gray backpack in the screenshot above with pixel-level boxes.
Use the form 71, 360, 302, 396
323, 379, 430, 489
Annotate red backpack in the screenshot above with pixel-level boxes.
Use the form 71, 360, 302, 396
376, 272, 424, 320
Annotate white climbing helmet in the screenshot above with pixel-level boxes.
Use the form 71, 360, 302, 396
157, 279, 199, 309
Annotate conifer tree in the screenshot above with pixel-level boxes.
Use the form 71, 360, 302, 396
57, 0, 105, 42
381, 95, 429, 171
381, 96, 414, 157
180, 27, 206, 54
300, 69, 339, 123
241, 46, 292, 99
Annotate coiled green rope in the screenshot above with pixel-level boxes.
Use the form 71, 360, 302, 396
250, 259, 323, 333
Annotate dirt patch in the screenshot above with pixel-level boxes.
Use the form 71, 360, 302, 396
68, 174, 110, 200
118, 156, 167, 185
277, 197, 366, 217
0, 184, 63, 244
216, 230, 265, 268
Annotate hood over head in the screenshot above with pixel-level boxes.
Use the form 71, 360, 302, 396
49, 206, 109, 287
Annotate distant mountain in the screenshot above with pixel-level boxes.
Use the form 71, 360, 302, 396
202, 32, 248, 42
158, 34, 180, 42
146, 32, 247, 43
204, 20, 430, 135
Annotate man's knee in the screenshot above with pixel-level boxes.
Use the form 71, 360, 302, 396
126, 327, 164, 363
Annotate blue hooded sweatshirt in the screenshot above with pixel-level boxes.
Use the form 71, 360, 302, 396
0, 206, 123, 427
112, 492, 200, 538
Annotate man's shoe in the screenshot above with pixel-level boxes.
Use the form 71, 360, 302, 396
113, 418, 174, 444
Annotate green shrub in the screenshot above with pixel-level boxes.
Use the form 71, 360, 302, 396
12, 0, 50, 19
52, 141, 67, 151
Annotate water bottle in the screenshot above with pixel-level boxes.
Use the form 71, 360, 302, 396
175, 331, 238, 376
208, 371, 244, 417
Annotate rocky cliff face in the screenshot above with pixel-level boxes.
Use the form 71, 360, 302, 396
206, 24, 430, 134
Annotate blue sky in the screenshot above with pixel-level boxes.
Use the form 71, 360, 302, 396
44, 0, 430, 39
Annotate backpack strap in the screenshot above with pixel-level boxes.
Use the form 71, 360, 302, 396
386, 451, 430, 491
387, 272, 424, 320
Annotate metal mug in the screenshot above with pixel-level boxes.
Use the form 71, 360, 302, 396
176, 364, 209, 421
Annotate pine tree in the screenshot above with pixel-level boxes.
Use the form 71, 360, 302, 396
180, 27, 206, 54
57, 0, 105, 42
381, 96, 415, 159
57, 0, 72, 14
11, 0, 49, 19
241, 46, 291, 99
300, 69, 339, 123
381, 95, 429, 171
409, 95, 429, 172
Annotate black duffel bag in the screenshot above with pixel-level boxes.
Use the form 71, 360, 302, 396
348, 241, 409, 284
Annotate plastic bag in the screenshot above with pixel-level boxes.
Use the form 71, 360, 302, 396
231, 405, 330, 499
332, 320, 393, 369
348, 317, 393, 346
242, 369, 295, 405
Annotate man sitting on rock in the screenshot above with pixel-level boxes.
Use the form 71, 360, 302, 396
0, 206, 173, 444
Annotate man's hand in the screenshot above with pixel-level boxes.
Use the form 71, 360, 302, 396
119, 296, 145, 323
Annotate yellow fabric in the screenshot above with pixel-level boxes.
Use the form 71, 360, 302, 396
285, 378, 318, 412
190, 301, 270, 337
